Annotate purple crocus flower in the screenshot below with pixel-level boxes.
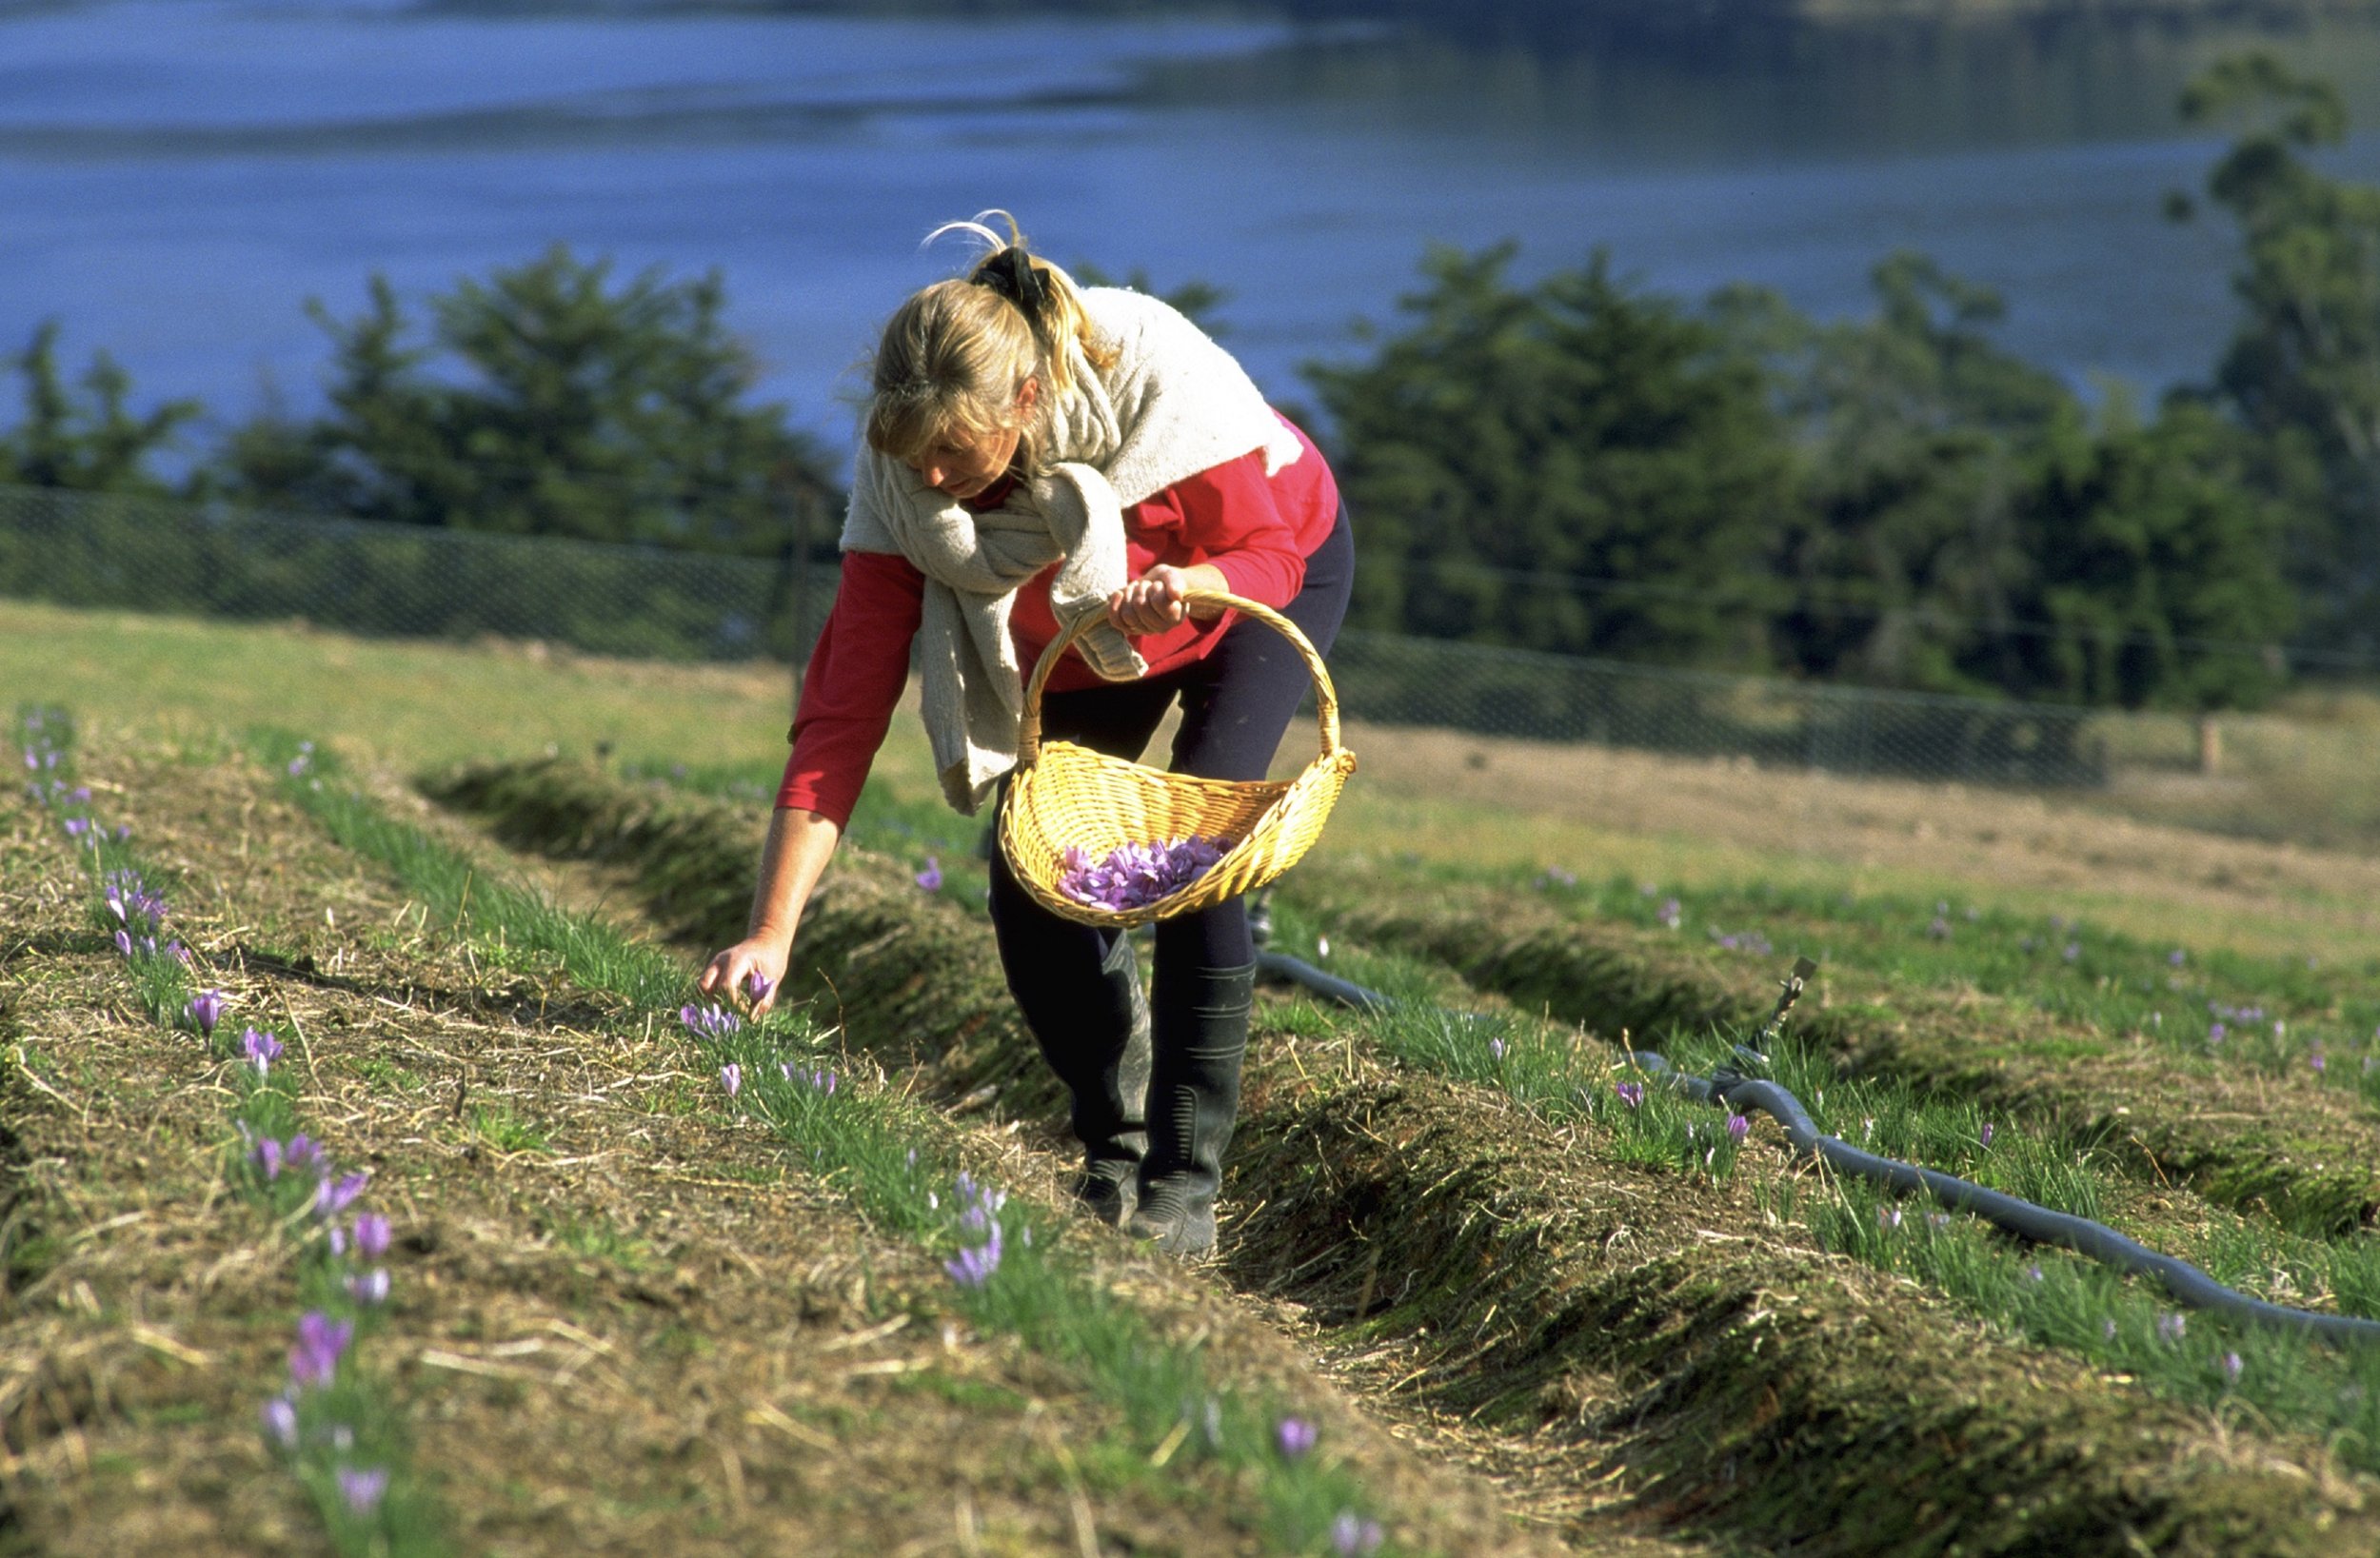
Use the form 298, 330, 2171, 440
2156, 1312, 2187, 1343
720, 1063, 742, 1098
2222, 1351, 2244, 1384
111, 928, 132, 957
1331, 1512, 1385, 1557
187, 989, 227, 1037
347, 1269, 391, 1305
352, 1213, 392, 1261
942, 1222, 1002, 1288
283, 1134, 326, 1172
1726, 1114, 1750, 1141
1489, 1037, 1507, 1062
288, 1311, 353, 1389
1056, 836, 1229, 912
1979, 1123, 1995, 1149
314, 1172, 369, 1220
679, 1002, 741, 1042
1275, 1416, 1318, 1459
744, 968, 774, 1003
915, 856, 943, 892
2170, 949, 2187, 967
261, 1394, 299, 1449
337, 1466, 389, 1516
250, 1137, 285, 1181
242, 1028, 284, 1076
1614, 1081, 1644, 1110
63, 817, 89, 838
2209, 1022, 2228, 1043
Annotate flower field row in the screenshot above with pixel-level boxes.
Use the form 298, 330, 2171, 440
14, 705, 438, 1553
255, 730, 1413, 1558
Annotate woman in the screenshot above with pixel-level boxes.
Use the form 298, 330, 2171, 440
698, 215, 1353, 1257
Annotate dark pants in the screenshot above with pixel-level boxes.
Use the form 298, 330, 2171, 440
987, 504, 1355, 1043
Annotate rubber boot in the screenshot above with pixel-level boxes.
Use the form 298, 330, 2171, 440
1126, 959, 1256, 1257
1037, 933, 1149, 1226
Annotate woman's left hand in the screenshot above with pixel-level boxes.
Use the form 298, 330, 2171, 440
1107, 564, 1193, 636
1106, 563, 1225, 635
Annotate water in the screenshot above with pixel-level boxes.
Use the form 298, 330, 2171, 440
4, 0, 2378, 452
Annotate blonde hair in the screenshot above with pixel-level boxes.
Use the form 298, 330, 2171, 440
864, 211, 1116, 473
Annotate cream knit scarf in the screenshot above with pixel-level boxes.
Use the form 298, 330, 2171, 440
841, 286, 1304, 814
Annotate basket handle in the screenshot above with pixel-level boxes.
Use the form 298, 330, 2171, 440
1016, 586, 1342, 766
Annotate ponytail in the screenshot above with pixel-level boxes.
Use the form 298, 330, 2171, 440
864, 211, 1116, 472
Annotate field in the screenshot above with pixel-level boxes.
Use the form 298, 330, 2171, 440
6, 596, 2380, 1556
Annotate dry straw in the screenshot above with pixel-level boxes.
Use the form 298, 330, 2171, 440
999, 588, 1357, 927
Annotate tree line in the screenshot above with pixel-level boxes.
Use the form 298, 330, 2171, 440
5, 56, 2372, 712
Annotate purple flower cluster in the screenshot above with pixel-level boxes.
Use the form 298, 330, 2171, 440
777, 1061, 838, 1095
1708, 927, 1775, 956
679, 1002, 742, 1041
242, 1027, 285, 1075
1275, 1415, 1317, 1459
1330, 1511, 1384, 1557
103, 873, 167, 935
244, 1128, 327, 1182
1613, 1081, 1645, 1111
99, 869, 186, 963
1057, 836, 1228, 913
264, 1309, 389, 1514
942, 1173, 1006, 1289
255, 1121, 399, 1513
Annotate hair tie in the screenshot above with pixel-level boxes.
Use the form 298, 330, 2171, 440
974, 247, 1048, 316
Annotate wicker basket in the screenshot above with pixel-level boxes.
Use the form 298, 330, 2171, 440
998, 587, 1358, 928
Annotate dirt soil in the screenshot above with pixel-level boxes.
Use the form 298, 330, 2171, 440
0, 741, 1583, 1558
430, 758, 2380, 1558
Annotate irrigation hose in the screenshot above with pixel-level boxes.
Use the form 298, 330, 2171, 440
1258, 944, 2380, 1348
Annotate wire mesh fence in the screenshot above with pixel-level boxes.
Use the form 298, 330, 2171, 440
0, 480, 2322, 795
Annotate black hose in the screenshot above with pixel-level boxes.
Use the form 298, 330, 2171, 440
1256, 950, 1395, 1013
1258, 946, 2380, 1348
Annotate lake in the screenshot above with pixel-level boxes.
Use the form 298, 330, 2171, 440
5, 0, 2378, 452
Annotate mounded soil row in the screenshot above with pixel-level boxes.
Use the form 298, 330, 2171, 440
0, 745, 1554, 1558
433, 758, 2380, 1558
1283, 858, 2380, 1238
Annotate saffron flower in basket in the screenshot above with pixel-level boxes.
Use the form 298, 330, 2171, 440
1056, 835, 1231, 912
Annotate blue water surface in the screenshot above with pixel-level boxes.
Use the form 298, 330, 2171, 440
4, 0, 2377, 451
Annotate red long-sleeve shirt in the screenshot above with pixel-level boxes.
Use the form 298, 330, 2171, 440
778, 412, 1339, 825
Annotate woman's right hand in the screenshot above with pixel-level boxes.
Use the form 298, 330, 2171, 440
702, 806, 843, 1020
699, 936, 792, 1017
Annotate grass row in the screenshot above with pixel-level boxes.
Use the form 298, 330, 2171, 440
1506, 861, 2380, 1097
1257, 897, 2380, 1471
248, 728, 1409, 1558
15, 707, 440, 1554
